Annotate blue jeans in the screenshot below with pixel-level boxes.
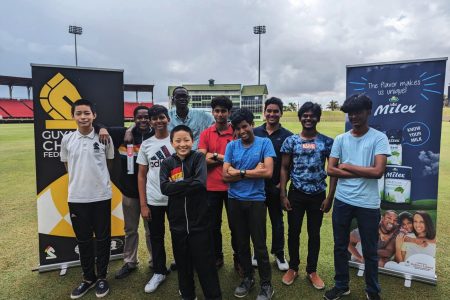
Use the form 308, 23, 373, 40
332, 199, 381, 294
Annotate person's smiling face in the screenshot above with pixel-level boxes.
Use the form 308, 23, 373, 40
264, 104, 282, 126
171, 130, 193, 159
413, 214, 426, 237
73, 104, 96, 130
300, 109, 319, 130
234, 120, 254, 143
150, 113, 169, 132
134, 109, 150, 131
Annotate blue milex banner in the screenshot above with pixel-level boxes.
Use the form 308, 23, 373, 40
346, 58, 447, 284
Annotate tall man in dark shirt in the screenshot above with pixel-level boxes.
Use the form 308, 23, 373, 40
98, 106, 154, 279
254, 97, 293, 271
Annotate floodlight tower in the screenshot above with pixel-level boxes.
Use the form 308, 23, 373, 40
253, 25, 266, 85
68, 25, 83, 66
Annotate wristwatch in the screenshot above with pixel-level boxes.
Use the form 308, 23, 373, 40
240, 169, 246, 178
213, 152, 218, 161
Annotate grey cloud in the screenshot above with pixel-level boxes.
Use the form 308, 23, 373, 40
1, 0, 449, 106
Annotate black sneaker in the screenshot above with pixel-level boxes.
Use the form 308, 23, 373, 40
323, 286, 350, 300
366, 292, 381, 300
115, 262, 136, 279
95, 279, 110, 298
70, 281, 95, 299
234, 277, 255, 298
256, 283, 274, 300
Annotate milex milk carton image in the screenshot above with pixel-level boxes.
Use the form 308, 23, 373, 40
384, 165, 412, 204
386, 129, 402, 165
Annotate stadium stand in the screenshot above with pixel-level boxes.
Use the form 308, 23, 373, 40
1, 75, 155, 123
0, 98, 152, 121
0, 98, 33, 118
124, 102, 153, 119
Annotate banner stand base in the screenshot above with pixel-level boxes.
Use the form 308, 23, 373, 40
357, 264, 365, 277
33, 254, 123, 273
60, 264, 68, 276
349, 261, 437, 286
404, 274, 412, 288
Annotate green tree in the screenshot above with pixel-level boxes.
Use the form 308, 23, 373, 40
326, 100, 340, 111
287, 102, 297, 112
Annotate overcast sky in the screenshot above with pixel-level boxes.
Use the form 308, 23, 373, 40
1, 0, 449, 106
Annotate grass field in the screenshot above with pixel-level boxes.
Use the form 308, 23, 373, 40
0, 116, 449, 300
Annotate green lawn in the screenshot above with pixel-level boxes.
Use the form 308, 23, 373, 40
0, 121, 449, 300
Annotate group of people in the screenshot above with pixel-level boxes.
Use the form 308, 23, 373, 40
349, 209, 436, 267
61, 89, 393, 300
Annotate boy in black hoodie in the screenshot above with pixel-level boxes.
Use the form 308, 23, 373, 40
160, 125, 222, 300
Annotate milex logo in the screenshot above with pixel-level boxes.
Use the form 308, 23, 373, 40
385, 167, 406, 179
374, 96, 416, 116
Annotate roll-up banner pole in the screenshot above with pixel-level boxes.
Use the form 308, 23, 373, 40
32, 64, 125, 273
346, 57, 447, 286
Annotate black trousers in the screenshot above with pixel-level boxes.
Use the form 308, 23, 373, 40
228, 199, 271, 284
148, 205, 168, 275
171, 230, 222, 300
69, 199, 111, 282
287, 189, 325, 273
265, 185, 285, 256
207, 191, 238, 260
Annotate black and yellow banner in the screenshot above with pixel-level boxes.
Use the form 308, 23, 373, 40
32, 64, 125, 270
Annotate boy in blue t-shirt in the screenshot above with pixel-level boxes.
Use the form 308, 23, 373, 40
223, 108, 276, 300
324, 94, 390, 300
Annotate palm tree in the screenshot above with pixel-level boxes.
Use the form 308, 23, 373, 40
287, 102, 297, 112
326, 100, 340, 111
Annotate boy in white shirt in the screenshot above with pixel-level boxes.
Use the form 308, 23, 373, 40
60, 99, 114, 299
137, 105, 175, 293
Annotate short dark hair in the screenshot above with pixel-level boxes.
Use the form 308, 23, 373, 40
211, 96, 232, 110
172, 86, 189, 97
264, 97, 283, 112
413, 211, 436, 240
298, 101, 322, 120
148, 104, 169, 118
230, 108, 254, 128
382, 210, 397, 218
170, 125, 193, 142
133, 105, 150, 118
71, 99, 96, 115
398, 211, 413, 225
341, 94, 372, 113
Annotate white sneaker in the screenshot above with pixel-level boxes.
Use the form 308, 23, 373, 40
275, 255, 289, 271
252, 256, 258, 267
144, 273, 166, 293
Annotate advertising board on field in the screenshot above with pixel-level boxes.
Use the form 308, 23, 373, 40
346, 58, 447, 285
32, 64, 125, 272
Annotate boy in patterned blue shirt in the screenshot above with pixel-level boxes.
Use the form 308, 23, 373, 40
279, 102, 337, 289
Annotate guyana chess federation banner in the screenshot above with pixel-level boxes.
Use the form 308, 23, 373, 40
346, 58, 447, 285
32, 64, 125, 272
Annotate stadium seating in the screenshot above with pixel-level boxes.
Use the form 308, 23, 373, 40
124, 102, 153, 119
0, 98, 33, 118
0, 99, 152, 120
